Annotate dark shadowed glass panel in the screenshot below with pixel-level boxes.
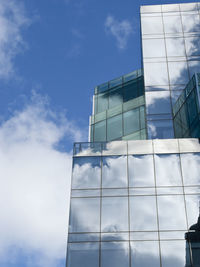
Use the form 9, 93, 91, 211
107, 114, 122, 141
72, 156, 101, 189
123, 80, 138, 102
180, 153, 200, 185
124, 108, 140, 136
187, 90, 198, 126
67, 242, 99, 267
69, 197, 100, 232
102, 156, 127, 188
154, 154, 182, 186
130, 196, 158, 231
157, 195, 187, 230
128, 155, 155, 187
131, 241, 160, 267
101, 242, 129, 267
94, 120, 106, 142
160, 240, 185, 267
101, 197, 128, 232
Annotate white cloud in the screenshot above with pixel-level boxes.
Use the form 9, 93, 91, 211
0, 0, 30, 79
0, 92, 84, 266
105, 15, 133, 50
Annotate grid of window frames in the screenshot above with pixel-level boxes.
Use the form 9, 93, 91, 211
67, 140, 200, 267
173, 73, 200, 138
90, 70, 146, 142
141, 2, 200, 139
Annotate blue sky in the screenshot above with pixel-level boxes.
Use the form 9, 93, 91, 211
0, 0, 199, 266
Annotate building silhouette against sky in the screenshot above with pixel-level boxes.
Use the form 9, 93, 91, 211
66, 2, 200, 267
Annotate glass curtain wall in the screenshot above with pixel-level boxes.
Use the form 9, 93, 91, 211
141, 2, 200, 139
67, 139, 200, 267
89, 70, 147, 142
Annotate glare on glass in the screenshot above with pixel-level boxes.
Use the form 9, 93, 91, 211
142, 38, 166, 58
180, 153, 200, 185
141, 16, 163, 35
144, 62, 169, 86
101, 197, 128, 232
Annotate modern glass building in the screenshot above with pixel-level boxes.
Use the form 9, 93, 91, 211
66, 2, 200, 267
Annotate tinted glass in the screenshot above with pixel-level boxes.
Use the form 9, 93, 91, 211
124, 108, 140, 136
109, 87, 123, 108
94, 120, 106, 142
98, 93, 108, 113
148, 120, 174, 139
146, 91, 171, 114
107, 114, 122, 141
123, 80, 138, 102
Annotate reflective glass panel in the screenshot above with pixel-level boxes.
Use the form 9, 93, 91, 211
185, 36, 200, 56
168, 61, 189, 85
148, 120, 174, 139
130, 196, 158, 231
144, 62, 169, 86
101, 197, 128, 232
94, 120, 106, 142
185, 194, 200, 228
109, 87, 123, 109
154, 154, 182, 186
131, 241, 160, 267
160, 240, 185, 267
98, 93, 108, 113
101, 242, 129, 267
123, 108, 140, 136
123, 80, 138, 102
69, 197, 100, 232
157, 195, 187, 230
72, 157, 101, 189
182, 14, 200, 33
107, 114, 122, 141
102, 156, 127, 188
128, 155, 155, 187
180, 153, 200, 185
146, 91, 171, 114
188, 61, 200, 78
67, 243, 99, 267
141, 16, 164, 35
163, 15, 182, 33
143, 38, 166, 58
166, 38, 185, 57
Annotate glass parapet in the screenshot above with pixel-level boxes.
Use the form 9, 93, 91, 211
173, 73, 200, 138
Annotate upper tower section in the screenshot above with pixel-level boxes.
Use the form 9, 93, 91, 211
89, 69, 146, 142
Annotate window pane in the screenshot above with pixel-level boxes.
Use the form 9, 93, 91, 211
166, 38, 185, 57
154, 154, 182, 186
148, 120, 174, 139
72, 156, 101, 189
168, 61, 189, 85
124, 108, 140, 136
182, 14, 200, 33
163, 15, 182, 33
107, 114, 122, 141
157, 195, 187, 230
185, 194, 200, 229
98, 93, 108, 113
185, 36, 200, 56
69, 197, 100, 232
144, 62, 169, 86
143, 38, 166, 58
128, 155, 155, 187
101, 242, 129, 267
109, 87, 123, 109
123, 80, 138, 102
146, 91, 171, 114
102, 156, 127, 188
131, 241, 160, 267
130, 196, 158, 231
180, 153, 200, 185
67, 243, 99, 267
141, 16, 164, 35
160, 240, 185, 267
101, 197, 128, 232
94, 120, 106, 142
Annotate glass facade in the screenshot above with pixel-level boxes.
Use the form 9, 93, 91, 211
89, 70, 147, 142
67, 139, 200, 267
141, 2, 200, 139
173, 73, 200, 138
67, 3, 200, 267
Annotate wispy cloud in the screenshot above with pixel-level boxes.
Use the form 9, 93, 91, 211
0, 0, 30, 79
105, 15, 134, 50
0, 92, 84, 266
